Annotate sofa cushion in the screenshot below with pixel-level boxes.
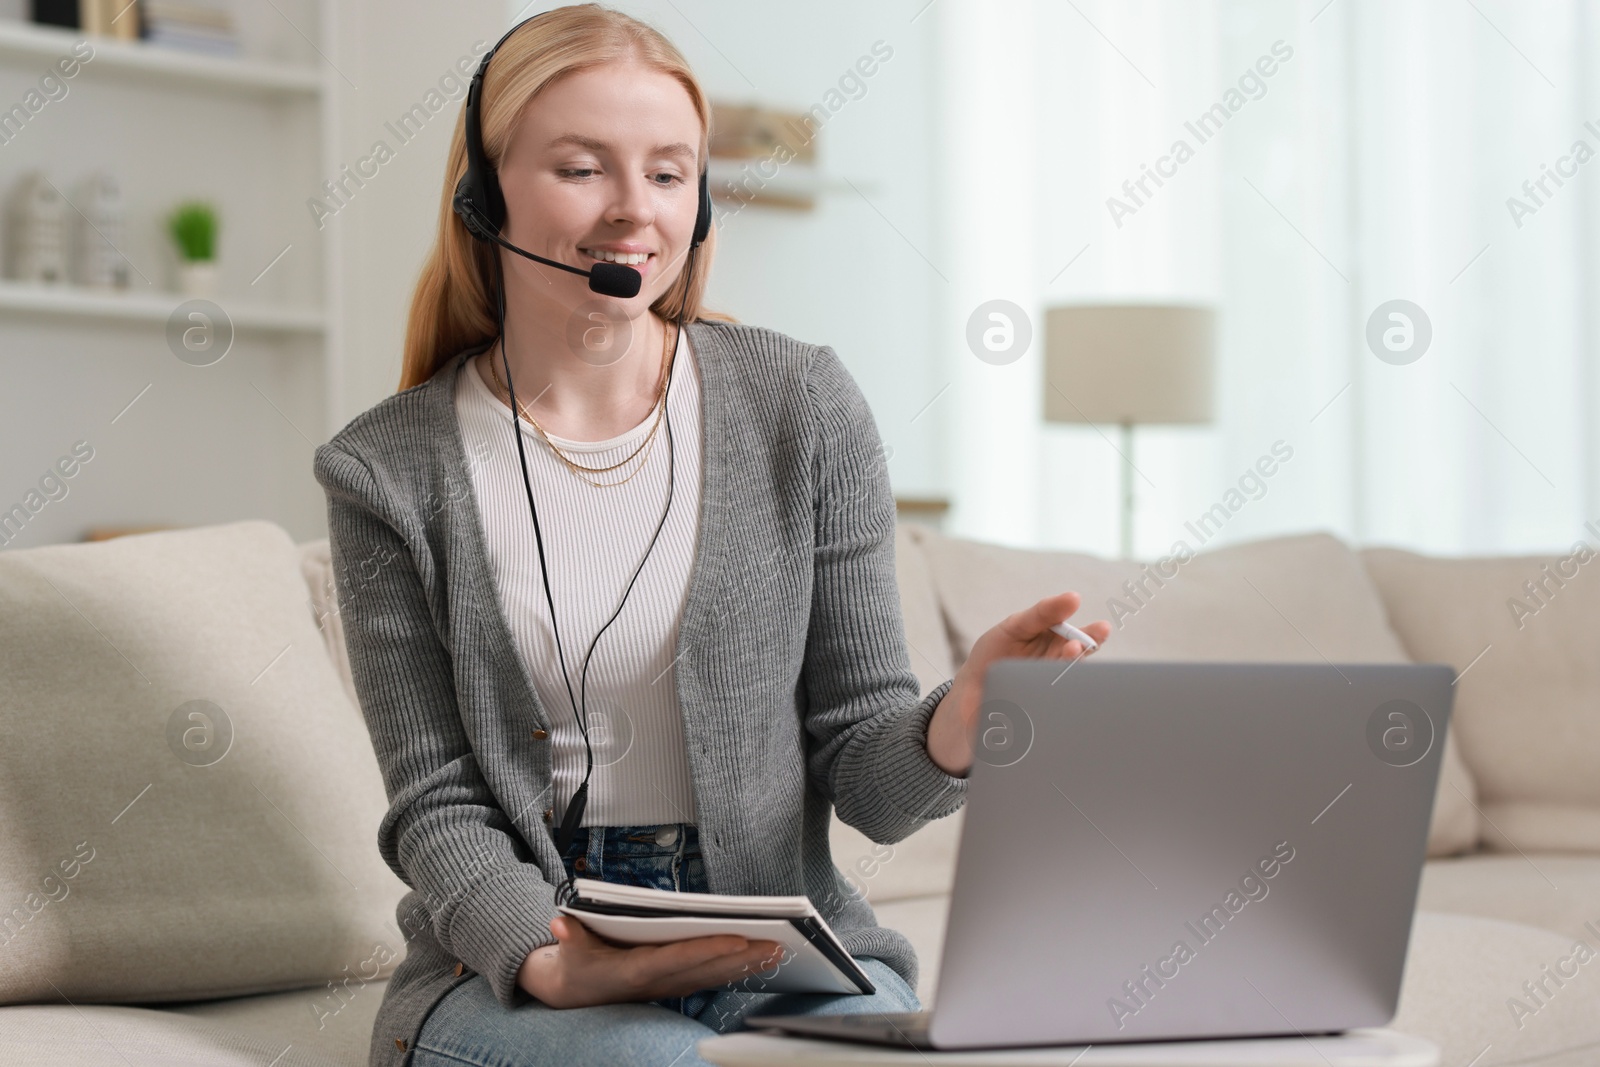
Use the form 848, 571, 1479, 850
914, 529, 1479, 857
1390, 913, 1600, 1067
0, 989, 373, 1067
830, 808, 964, 906
870, 895, 951, 1007
0, 521, 409, 1004
1362, 545, 1600, 854
158, 976, 388, 1067
1416, 853, 1600, 944
299, 539, 359, 711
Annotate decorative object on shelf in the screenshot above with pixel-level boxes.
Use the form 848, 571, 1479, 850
5, 171, 68, 285
29, 0, 83, 30
70, 169, 129, 290
141, 0, 238, 58
710, 103, 817, 166
89, 0, 141, 42
1044, 304, 1217, 558
31, 0, 142, 40
708, 101, 820, 210
167, 199, 219, 297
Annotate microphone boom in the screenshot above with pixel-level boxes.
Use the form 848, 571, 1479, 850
481, 227, 643, 298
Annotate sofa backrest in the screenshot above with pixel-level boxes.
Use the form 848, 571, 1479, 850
1362, 543, 1600, 855
901, 525, 1482, 860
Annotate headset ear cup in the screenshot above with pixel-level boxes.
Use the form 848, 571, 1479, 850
453, 175, 491, 242
693, 168, 712, 248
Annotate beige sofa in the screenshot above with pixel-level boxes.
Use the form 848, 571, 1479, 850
1, 520, 1596, 1066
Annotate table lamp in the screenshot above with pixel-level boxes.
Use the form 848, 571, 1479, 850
1044, 304, 1216, 558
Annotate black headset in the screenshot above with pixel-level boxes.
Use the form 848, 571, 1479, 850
453, 9, 708, 856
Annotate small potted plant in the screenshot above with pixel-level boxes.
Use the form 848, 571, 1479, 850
167, 201, 219, 297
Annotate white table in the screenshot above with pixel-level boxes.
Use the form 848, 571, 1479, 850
698, 1028, 1439, 1067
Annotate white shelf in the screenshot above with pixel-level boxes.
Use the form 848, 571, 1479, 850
706, 158, 879, 209
0, 280, 324, 334
0, 20, 321, 98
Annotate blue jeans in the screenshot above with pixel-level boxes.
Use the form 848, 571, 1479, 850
411, 821, 920, 1067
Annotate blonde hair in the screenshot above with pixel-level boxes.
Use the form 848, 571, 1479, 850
398, 3, 733, 391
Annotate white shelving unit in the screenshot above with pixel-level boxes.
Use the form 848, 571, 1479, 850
0, 19, 320, 96
0, 1, 342, 547
0, 278, 324, 332
705, 157, 879, 210
0, 9, 329, 326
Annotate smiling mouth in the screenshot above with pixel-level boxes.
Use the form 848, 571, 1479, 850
579, 248, 653, 267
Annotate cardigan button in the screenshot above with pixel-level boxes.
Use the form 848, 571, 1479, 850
532, 728, 548, 740
394, 1037, 407, 1051
453, 961, 464, 977
543, 808, 554, 822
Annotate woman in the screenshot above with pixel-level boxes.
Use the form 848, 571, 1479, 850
312, 6, 1110, 1066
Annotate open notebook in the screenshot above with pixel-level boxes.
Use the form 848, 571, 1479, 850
554, 877, 876, 995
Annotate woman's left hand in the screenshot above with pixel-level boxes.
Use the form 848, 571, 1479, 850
925, 591, 1111, 777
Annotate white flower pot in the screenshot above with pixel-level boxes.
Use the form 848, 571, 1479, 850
177, 261, 218, 298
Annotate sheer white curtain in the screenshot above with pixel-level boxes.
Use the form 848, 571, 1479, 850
1335, 0, 1600, 554
941, 0, 1600, 557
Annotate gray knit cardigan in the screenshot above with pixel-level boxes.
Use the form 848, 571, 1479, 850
312, 319, 967, 1067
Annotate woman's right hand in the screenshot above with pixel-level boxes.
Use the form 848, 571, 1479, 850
517, 914, 786, 1009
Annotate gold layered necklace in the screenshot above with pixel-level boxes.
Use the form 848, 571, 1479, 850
487, 320, 677, 488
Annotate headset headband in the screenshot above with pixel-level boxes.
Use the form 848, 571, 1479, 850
456, 11, 712, 248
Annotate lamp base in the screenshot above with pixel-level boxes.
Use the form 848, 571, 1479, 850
1119, 421, 1135, 559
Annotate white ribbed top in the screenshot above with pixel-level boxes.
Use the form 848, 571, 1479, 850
453, 328, 701, 828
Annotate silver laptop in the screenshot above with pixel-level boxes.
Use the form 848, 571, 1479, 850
753, 660, 1453, 1050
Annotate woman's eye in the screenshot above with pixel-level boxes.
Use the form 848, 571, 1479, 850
556, 169, 681, 184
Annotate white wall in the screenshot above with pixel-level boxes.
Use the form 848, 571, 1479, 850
321, 0, 505, 428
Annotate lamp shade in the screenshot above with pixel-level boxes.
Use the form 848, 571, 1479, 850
1043, 304, 1216, 425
